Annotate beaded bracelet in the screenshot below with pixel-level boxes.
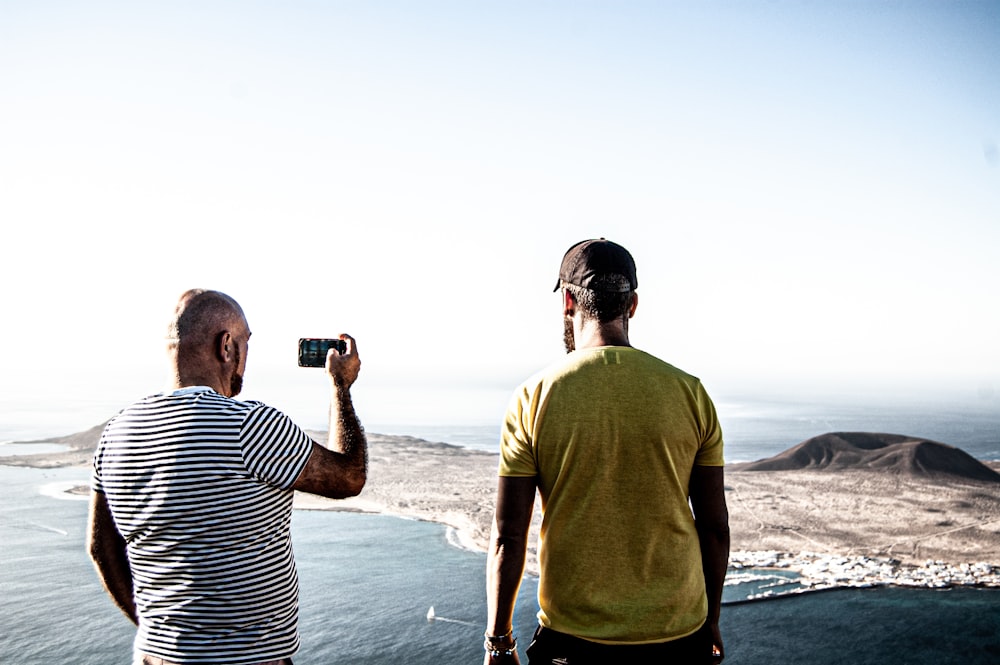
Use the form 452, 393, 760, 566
484, 632, 517, 658
484, 639, 517, 658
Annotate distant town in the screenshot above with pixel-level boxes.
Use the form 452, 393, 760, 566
729, 550, 1000, 601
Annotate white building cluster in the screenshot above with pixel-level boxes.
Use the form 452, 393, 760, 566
729, 550, 1000, 599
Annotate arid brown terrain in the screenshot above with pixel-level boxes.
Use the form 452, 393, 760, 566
5, 427, 999, 575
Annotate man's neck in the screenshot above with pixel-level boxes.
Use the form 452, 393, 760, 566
169, 370, 228, 397
573, 319, 631, 350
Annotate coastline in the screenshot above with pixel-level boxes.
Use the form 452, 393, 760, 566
4, 428, 1000, 591
292, 432, 501, 556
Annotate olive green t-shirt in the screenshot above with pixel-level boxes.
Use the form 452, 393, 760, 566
499, 346, 724, 644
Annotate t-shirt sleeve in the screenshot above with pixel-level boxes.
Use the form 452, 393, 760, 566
693, 382, 725, 467
241, 404, 314, 488
91, 443, 105, 493
498, 384, 540, 477
90, 419, 117, 493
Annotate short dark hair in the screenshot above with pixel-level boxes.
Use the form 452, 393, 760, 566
565, 274, 634, 323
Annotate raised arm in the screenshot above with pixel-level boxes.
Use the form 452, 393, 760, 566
86, 490, 138, 625
484, 475, 537, 664
292, 334, 368, 499
689, 464, 730, 663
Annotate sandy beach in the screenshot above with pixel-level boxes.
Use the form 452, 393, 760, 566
5, 426, 1000, 582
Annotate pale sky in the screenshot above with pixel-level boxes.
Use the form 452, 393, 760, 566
2, 2, 998, 432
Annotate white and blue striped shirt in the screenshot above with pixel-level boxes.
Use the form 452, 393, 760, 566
92, 387, 313, 664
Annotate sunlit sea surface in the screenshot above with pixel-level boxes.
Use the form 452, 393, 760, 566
1, 392, 998, 664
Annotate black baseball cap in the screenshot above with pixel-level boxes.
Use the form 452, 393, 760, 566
554, 238, 638, 292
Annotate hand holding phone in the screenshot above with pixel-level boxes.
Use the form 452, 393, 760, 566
299, 336, 360, 389
298, 338, 347, 367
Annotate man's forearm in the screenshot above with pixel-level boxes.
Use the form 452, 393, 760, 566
690, 465, 730, 626
328, 385, 367, 481
88, 492, 138, 625
484, 476, 536, 664
699, 523, 730, 624
486, 528, 528, 637
96, 553, 139, 625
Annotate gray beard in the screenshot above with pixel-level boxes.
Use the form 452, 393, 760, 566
230, 372, 243, 397
230, 344, 244, 396
563, 318, 575, 353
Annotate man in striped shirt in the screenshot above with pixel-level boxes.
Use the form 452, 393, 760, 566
87, 289, 368, 665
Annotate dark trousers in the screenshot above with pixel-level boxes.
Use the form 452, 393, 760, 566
526, 623, 714, 665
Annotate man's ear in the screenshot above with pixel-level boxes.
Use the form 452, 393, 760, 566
628, 292, 639, 319
215, 331, 233, 362
562, 288, 576, 317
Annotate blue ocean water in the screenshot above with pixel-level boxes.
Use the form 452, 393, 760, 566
372, 394, 1000, 461
1, 394, 999, 663
1, 463, 998, 664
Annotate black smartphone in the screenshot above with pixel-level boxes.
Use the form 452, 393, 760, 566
298, 338, 347, 367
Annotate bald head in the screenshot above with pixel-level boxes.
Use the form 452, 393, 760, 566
167, 289, 250, 396
168, 290, 245, 348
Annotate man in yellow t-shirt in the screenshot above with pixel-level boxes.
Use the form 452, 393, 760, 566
483, 239, 730, 665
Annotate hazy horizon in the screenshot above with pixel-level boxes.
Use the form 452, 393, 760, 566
2, 2, 997, 432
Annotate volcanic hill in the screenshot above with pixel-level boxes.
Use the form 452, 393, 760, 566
740, 432, 1000, 483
